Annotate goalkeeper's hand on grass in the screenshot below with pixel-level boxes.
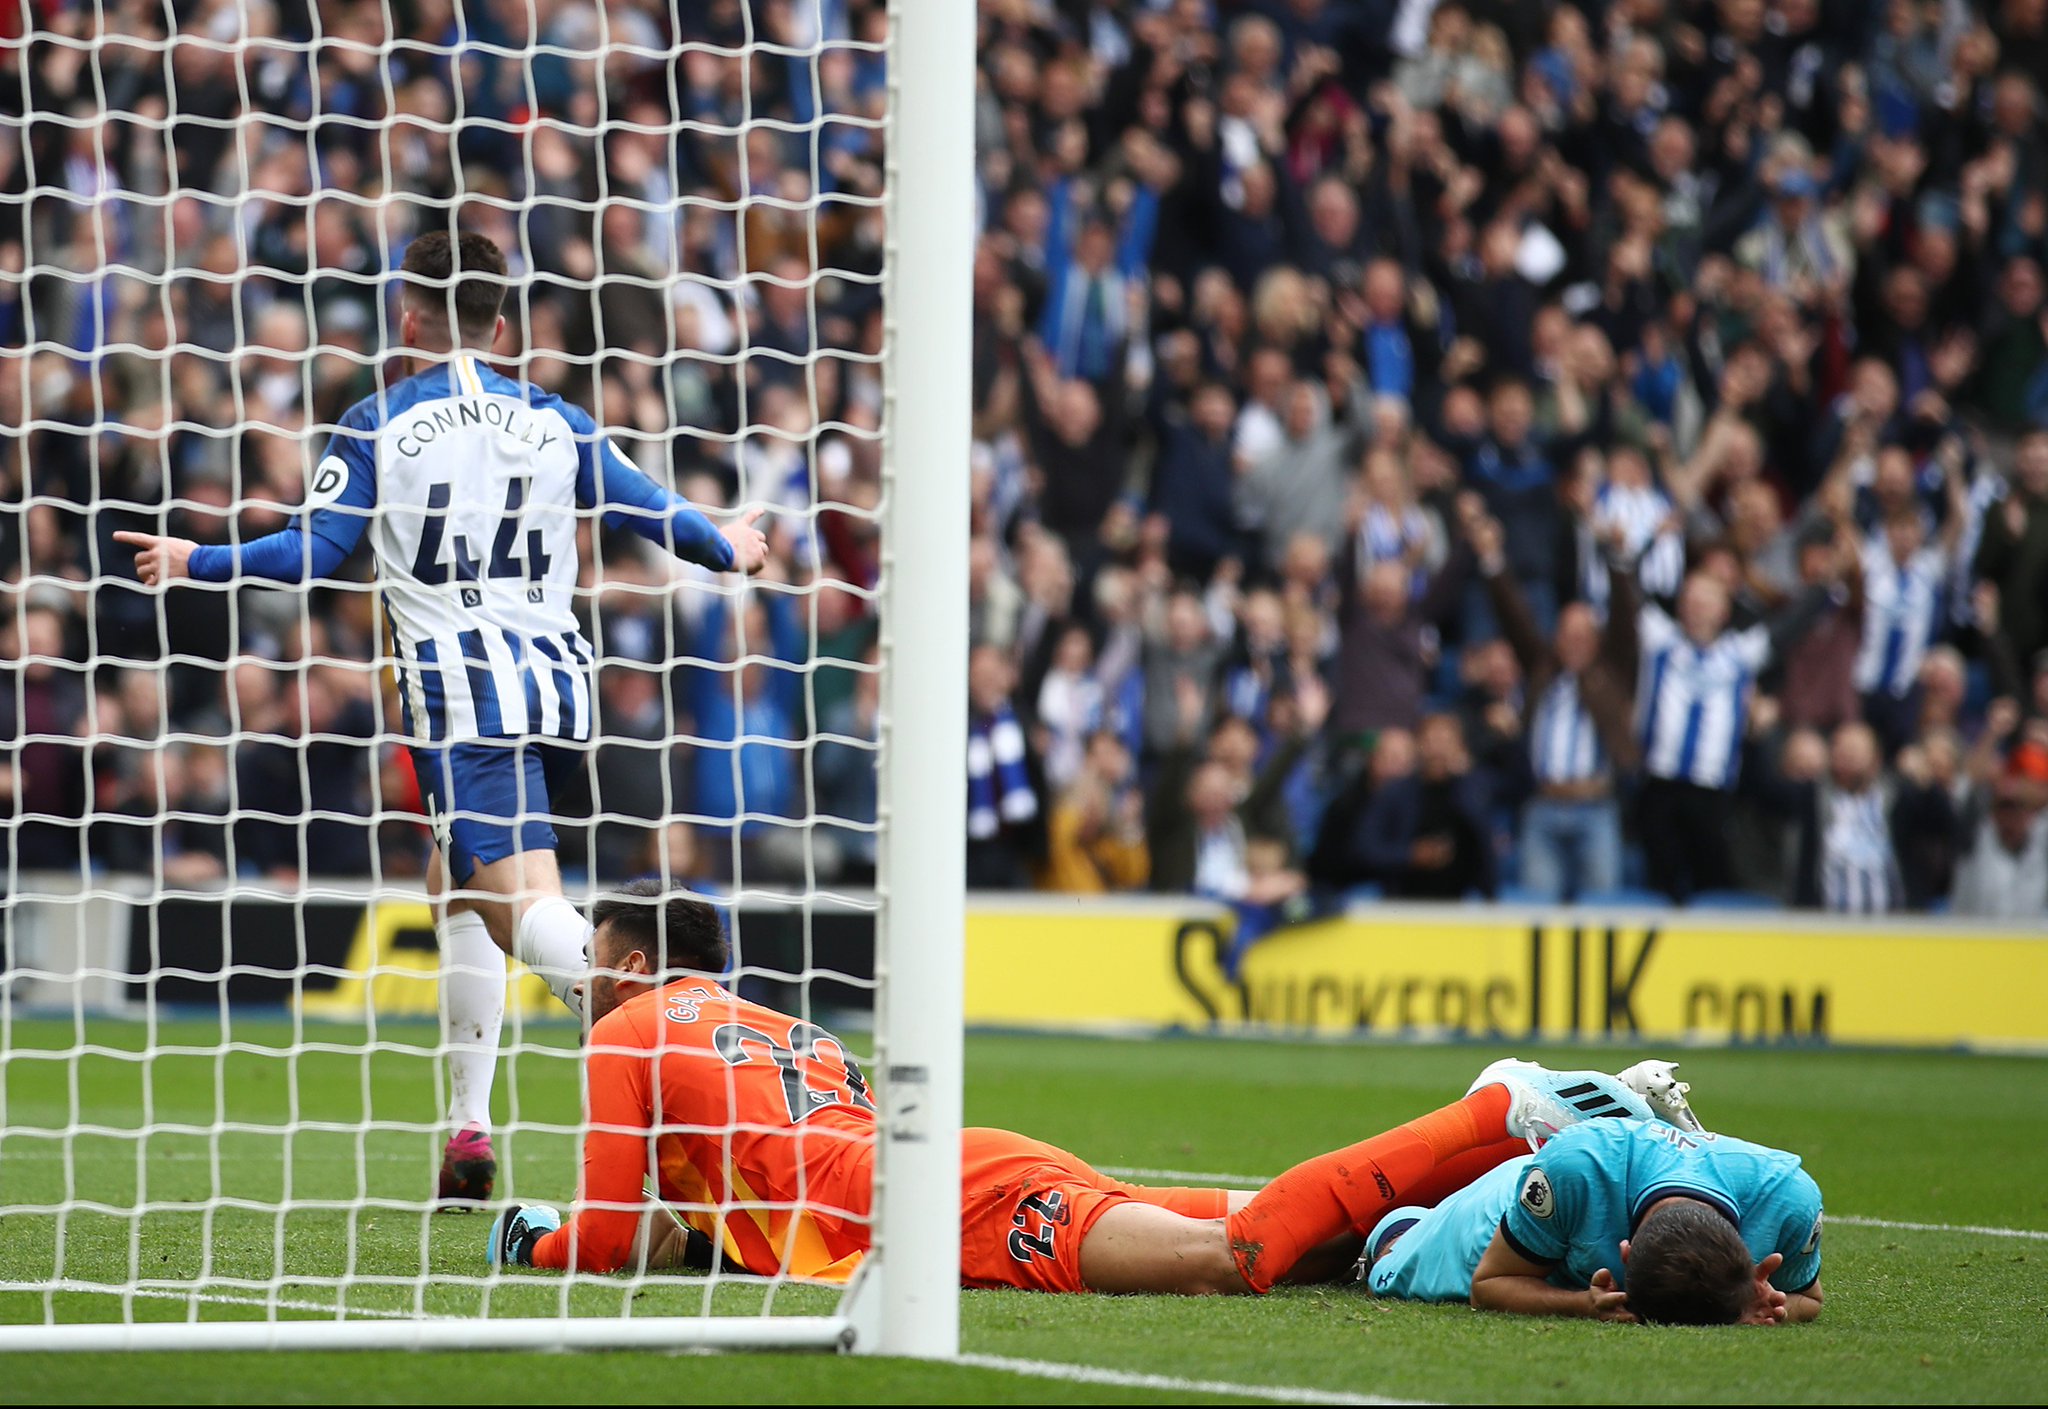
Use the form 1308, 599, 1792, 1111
488, 1204, 562, 1268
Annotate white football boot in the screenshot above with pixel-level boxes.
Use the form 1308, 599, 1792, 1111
1467, 1058, 1657, 1151
1615, 1058, 1705, 1133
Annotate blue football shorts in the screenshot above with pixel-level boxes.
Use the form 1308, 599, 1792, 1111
411, 739, 584, 882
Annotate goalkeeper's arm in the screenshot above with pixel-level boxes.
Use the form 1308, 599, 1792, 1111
515, 1038, 658, 1275
490, 1196, 713, 1272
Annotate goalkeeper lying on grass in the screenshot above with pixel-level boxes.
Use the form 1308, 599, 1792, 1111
489, 882, 1819, 1321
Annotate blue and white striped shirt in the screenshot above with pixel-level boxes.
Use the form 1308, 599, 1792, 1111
1852, 539, 1945, 699
1358, 503, 1434, 600
1529, 676, 1607, 785
1590, 481, 1685, 610
1636, 606, 1770, 790
190, 357, 735, 745
1819, 786, 1898, 914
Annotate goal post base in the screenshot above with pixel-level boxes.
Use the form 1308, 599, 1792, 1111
0, 1315, 855, 1356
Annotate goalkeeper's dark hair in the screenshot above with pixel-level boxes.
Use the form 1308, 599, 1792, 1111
589, 878, 731, 978
1624, 1200, 1755, 1326
399, 230, 507, 340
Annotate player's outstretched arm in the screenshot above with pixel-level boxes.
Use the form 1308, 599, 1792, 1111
520, 1038, 657, 1275
1470, 1227, 1636, 1321
120, 423, 374, 589
573, 416, 768, 574
115, 527, 354, 588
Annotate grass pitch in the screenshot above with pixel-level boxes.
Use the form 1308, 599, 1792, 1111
2, 1018, 2045, 1403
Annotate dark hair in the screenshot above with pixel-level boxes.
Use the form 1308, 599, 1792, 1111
589, 878, 730, 978
1794, 519, 1836, 554
400, 230, 508, 339
1625, 1200, 1754, 1326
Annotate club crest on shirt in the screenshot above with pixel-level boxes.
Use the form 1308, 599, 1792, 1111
1520, 1167, 1555, 1219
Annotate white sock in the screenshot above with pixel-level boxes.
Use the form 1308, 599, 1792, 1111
514, 895, 591, 1019
440, 910, 505, 1134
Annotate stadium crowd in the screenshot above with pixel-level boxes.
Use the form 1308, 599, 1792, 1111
2, 0, 2047, 922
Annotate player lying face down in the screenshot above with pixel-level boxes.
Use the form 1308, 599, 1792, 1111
1361, 1116, 1825, 1325
487, 881, 1676, 1298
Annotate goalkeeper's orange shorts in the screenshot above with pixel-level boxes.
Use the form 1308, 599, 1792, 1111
957, 1128, 1230, 1293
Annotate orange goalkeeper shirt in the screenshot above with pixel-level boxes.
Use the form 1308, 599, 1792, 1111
530, 979, 876, 1280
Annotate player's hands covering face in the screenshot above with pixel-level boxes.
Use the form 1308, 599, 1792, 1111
1739, 1252, 1790, 1326
1588, 1267, 1636, 1323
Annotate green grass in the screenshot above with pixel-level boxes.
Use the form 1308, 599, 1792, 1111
3, 1018, 2046, 1403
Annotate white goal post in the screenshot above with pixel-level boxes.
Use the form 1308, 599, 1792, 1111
853, 0, 971, 1362
0, 0, 969, 1359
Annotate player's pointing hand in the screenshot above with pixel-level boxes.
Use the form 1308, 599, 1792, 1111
112, 530, 198, 589
720, 505, 771, 576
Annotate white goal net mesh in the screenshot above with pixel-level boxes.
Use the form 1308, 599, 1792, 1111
0, 0, 904, 1337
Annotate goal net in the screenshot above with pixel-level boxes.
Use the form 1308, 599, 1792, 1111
0, 0, 967, 1355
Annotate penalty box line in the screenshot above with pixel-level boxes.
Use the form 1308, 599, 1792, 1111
1095, 1168, 2048, 1242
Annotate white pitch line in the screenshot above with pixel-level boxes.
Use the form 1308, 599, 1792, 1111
1831, 1214, 2048, 1242
958, 1354, 1421, 1406
1098, 1168, 2048, 1242
25, 1287, 1414, 1401
1098, 1164, 1270, 1188
0, 1281, 444, 1320
0, 1150, 423, 1163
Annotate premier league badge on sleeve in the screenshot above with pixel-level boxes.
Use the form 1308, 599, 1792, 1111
1520, 1167, 1555, 1219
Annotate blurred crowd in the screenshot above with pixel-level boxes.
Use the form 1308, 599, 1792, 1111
2, 0, 2046, 923
0, 0, 890, 889
962, 0, 2048, 921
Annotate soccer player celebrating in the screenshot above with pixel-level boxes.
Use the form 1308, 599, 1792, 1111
485, 881, 1665, 1296
1361, 1107, 1825, 1325
116, 232, 769, 1206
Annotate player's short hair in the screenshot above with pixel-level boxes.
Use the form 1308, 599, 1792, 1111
589, 878, 731, 979
1625, 1200, 1755, 1326
399, 230, 507, 339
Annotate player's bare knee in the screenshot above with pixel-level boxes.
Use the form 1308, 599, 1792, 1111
1176, 1222, 1253, 1296
1080, 1205, 1250, 1295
